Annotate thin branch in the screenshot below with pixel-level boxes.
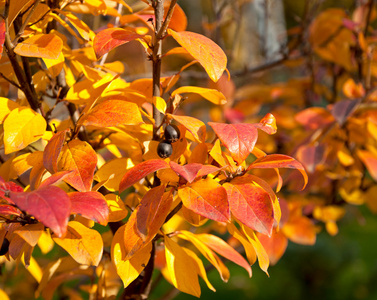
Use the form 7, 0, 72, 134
156, 0, 178, 40
12, 0, 41, 45
0, 72, 22, 89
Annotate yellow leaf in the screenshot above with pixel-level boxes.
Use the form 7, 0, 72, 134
0, 97, 20, 123
227, 223, 257, 266
53, 221, 103, 266
3, 107, 46, 154
240, 224, 270, 276
22, 255, 43, 283
172, 86, 227, 105
209, 139, 228, 167
167, 114, 206, 143
153, 96, 167, 114
164, 236, 201, 297
177, 230, 230, 282
94, 158, 132, 192
37, 230, 54, 254
105, 194, 128, 222
9, 151, 43, 179
42, 52, 65, 77
111, 224, 152, 287
14, 34, 63, 59
0, 289, 9, 300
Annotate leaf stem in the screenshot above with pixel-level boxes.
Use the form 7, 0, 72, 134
12, 0, 41, 45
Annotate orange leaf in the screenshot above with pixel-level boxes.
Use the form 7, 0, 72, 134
53, 221, 103, 266
82, 100, 143, 127
168, 30, 227, 82
208, 122, 258, 164
247, 154, 308, 190
196, 233, 251, 277
43, 129, 68, 174
93, 28, 144, 60
119, 159, 169, 192
223, 177, 274, 236
282, 216, 317, 245
357, 149, 377, 181
10, 186, 71, 237
69, 192, 109, 226
14, 34, 63, 59
257, 229, 288, 266
0, 204, 22, 217
135, 185, 172, 240
167, 114, 206, 143
58, 139, 97, 192
164, 1, 187, 32
15, 223, 45, 247
178, 178, 230, 223
254, 113, 277, 134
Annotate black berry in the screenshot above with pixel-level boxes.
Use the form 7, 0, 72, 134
164, 124, 180, 143
157, 141, 173, 158
0, 238, 9, 256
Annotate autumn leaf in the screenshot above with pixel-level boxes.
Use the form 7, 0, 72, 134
167, 114, 206, 143
15, 223, 45, 247
119, 159, 169, 192
171, 86, 227, 105
58, 139, 97, 192
0, 19, 5, 60
38, 171, 72, 189
3, 107, 46, 154
164, 236, 201, 297
223, 176, 274, 236
14, 34, 63, 59
135, 185, 172, 240
357, 149, 377, 181
69, 192, 109, 226
82, 100, 143, 127
282, 216, 317, 245
43, 129, 68, 174
0, 97, 20, 124
208, 122, 258, 164
168, 29, 227, 82
247, 154, 308, 189
331, 99, 360, 126
0, 204, 22, 216
111, 223, 152, 287
178, 178, 230, 223
93, 28, 144, 60
257, 230, 288, 266
195, 233, 252, 276
254, 113, 277, 135
10, 186, 71, 237
169, 161, 221, 183
53, 221, 103, 266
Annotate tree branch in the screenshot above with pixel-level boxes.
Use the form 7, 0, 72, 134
12, 0, 41, 44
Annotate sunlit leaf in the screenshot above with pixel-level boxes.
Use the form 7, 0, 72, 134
119, 159, 169, 192
357, 149, 377, 181
3, 107, 46, 154
282, 216, 317, 245
69, 191, 109, 225
171, 86, 227, 105
178, 178, 230, 222
14, 34, 63, 59
0, 97, 20, 124
164, 236, 201, 297
111, 223, 152, 287
169, 161, 221, 183
10, 186, 71, 237
105, 194, 128, 222
15, 223, 44, 247
53, 221, 103, 266
82, 100, 143, 127
58, 139, 97, 192
257, 229, 288, 266
93, 28, 144, 59
168, 30, 227, 82
168, 114, 206, 143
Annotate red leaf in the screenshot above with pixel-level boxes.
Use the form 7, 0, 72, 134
43, 129, 68, 174
295, 107, 334, 130
254, 113, 277, 135
135, 185, 172, 240
223, 177, 274, 236
93, 28, 144, 60
0, 177, 24, 202
169, 161, 222, 183
0, 204, 22, 216
178, 178, 230, 222
119, 159, 169, 192
10, 186, 71, 237
69, 191, 109, 226
0, 19, 5, 59
208, 122, 258, 164
296, 144, 326, 174
258, 230, 288, 266
247, 154, 308, 189
331, 99, 360, 126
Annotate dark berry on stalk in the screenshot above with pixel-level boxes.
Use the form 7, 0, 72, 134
157, 141, 173, 158
164, 124, 181, 143
0, 238, 10, 256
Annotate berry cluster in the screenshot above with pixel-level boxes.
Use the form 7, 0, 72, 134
157, 124, 181, 158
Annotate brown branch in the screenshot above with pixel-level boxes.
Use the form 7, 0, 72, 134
156, 0, 178, 40
12, 0, 41, 44
0, 72, 21, 89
